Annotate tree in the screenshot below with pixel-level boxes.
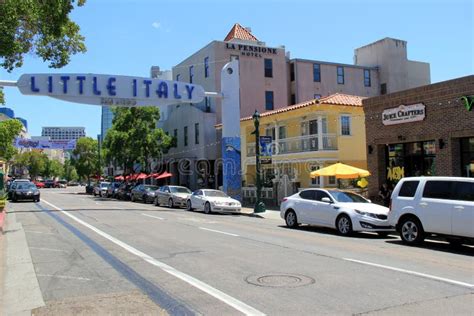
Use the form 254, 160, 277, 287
62, 159, 78, 181
103, 107, 172, 174
0, 118, 23, 161
12, 150, 48, 179
71, 137, 98, 182
44, 159, 64, 179
0, 0, 87, 104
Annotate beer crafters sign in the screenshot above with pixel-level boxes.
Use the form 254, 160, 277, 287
382, 103, 425, 126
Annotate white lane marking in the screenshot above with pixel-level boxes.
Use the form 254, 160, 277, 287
199, 227, 239, 237
41, 199, 264, 316
343, 258, 474, 289
141, 213, 165, 220
24, 230, 56, 235
30, 247, 68, 253
36, 274, 91, 281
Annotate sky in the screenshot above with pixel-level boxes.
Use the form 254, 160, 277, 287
1, 0, 472, 138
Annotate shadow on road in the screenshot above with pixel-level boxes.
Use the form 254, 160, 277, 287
385, 239, 474, 256
278, 225, 398, 240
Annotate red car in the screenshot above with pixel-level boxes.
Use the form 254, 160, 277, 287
33, 181, 45, 189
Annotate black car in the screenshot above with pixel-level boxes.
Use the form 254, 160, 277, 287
131, 185, 160, 203
10, 182, 40, 202
116, 183, 135, 200
106, 182, 122, 198
7, 179, 31, 200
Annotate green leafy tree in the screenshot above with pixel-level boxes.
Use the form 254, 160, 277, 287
62, 159, 78, 181
44, 159, 64, 179
103, 107, 172, 174
0, 118, 23, 161
12, 151, 48, 180
0, 0, 87, 103
71, 137, 98, 182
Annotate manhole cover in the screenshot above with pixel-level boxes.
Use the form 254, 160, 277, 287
246, 274, 315, 288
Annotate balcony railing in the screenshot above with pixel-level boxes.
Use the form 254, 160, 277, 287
247, 134, 337, 156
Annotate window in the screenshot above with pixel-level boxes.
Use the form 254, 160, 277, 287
314, 94, 321, 100
264, 59, 273, 78
340, 115, 351, 136
299, 190, 315, 200
265, 127, 275, 139
311, 165, 320, 186
328, 176, 336, 185
290, 63, 295, 82
381, 83, 387, 95
423, 181, 457, 200
205, 97, 211, 112
364, 69, 371, 87
278, 126, 286, 139
315, 191, 331, 202
189, 66, 194, 83
337, 66, 344, 84
184, 126, 188, 146
265, 91, 274, 110
204, 57, 209, 78
173, 129, 178, 139
195, 123, 199, 144
398, 181, 419, 197
290, 94, 296, 105
176, 74, 180, 81
313, 63, 321, 82
453, 182, 474, 201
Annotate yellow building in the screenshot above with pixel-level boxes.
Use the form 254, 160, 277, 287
239, 93, 368, 202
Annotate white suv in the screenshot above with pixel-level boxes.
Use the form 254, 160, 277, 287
389, 177, 474, 246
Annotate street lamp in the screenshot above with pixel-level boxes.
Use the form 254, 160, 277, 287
252, 110, 265, 213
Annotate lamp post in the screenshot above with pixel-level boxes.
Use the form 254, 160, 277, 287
252, 110, 265, 213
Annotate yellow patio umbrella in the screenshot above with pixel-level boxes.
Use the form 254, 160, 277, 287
310, 162, 370, 179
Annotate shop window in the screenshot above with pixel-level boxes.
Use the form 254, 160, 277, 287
337, 66, 344, 84
461, 137, 474, 177
264, 59, 273, 78
328, 176, 336, 185
313, 63, 321, 82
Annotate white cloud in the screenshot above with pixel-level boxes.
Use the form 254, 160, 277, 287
151, 21, 161, 29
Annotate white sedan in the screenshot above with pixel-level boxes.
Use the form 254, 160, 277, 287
280, 189, 393, 236
187, 189, 241, 214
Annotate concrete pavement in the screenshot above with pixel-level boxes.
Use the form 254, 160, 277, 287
1, 187, 473, 315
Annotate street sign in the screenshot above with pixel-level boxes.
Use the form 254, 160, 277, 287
16, 74, 205, 107
259, 136, 272, 164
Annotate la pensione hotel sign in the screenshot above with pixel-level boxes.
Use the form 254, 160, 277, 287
225, 43, 277, 58
382, 103, 426, 125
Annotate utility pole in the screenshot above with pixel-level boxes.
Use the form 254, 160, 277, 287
97, 134, 101, 181
252, 110, 265, 213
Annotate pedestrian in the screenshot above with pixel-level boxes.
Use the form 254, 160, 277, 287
378, 183, 391, 207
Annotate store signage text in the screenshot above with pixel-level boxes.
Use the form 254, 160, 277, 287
461, 95, 473, 111
225, 43, 277, 58
387, 166, 404, 181
382, 103, 425, 126
17, 74, 205, 107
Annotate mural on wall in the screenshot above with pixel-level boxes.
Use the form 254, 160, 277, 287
222, 137, 242, 201
461, 95, 473, 111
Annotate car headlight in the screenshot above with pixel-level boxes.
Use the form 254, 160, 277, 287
34, 191, 40, 195
355, 209, 377, 218
212, 201, 225, 206
148, 192, 155, 196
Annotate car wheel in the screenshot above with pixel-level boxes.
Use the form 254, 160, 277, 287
186, 200, 193, 211
204, 202, 212, 214
399, 216, 425, 245
142, 194, 148, 203
35, 198, 40, 202
168, 198, 174, 208
154, 197, 160, 206
336, 214, 353, 236
12, 194, 17, 202
377, 232, 389, 238
131, 195, 136, 202
285, 210, 299, 228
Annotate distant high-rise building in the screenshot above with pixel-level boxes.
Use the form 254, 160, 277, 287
42, 126, 85, 141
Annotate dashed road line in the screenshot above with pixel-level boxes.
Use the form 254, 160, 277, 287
29, 247, 69, 253
142, 213, 165, 220
24, 230, 56, 235
198, 227, 239, 237
37, 274, 91, 281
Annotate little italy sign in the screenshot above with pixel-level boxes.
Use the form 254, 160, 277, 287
382, 103, 426, 126
16, 74, 205, 107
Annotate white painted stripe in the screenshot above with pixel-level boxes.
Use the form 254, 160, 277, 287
343, 258, 474, 289
199, 227, 239, 237
141, 213, 165, 220
41, 199, 264, 316
37, 274, 91, 281
29, 247, 68, 253
24, 230, 56, 235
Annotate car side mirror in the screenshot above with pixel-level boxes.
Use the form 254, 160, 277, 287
321, 197, 332, 203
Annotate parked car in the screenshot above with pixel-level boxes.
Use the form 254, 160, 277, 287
154, 185, 192, 208
10, 182, 40, 202
187, 189, 241, 214
93, 182, 110, 197
44, 179, 59, 188
131, 185, 160, 203
106, 182, 122, 198
32, 181, 45, 189
280, 189, 392, 236
85, 183, 94, 194
58, 180, 67, 188
7, 179, 31, 199
389, 176, 474, 246
116, 183, 135, 201
68, 181, 79, 186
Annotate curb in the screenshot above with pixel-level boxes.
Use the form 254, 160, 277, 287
0, 209, 5, 234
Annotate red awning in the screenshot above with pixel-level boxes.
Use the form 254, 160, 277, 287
136, 173, 148, 180
156, 172, 172, 179
114, 175, 124, 181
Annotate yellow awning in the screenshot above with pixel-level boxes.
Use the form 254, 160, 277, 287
310, 162, 370, 179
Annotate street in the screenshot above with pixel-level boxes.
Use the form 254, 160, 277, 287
2, 187, 473, 315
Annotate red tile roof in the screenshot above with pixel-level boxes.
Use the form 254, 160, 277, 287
240, 93, 365, 121
224, 23, 258, 42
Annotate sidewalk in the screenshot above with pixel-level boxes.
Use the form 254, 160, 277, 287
240, 207, 283, 220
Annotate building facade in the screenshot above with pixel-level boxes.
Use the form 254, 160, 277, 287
42, 126, 85, 141
364, 75, 474, 200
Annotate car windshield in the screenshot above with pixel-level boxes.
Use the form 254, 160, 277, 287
100, 183, 110, 187
17, 183, 37, 190
170, 187, 191, 193
204, 190, 228, 198
328, 191, 368, 203
144, 186, 159, 191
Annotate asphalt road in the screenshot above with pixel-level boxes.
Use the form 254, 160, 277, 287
5, 187, 474, 315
